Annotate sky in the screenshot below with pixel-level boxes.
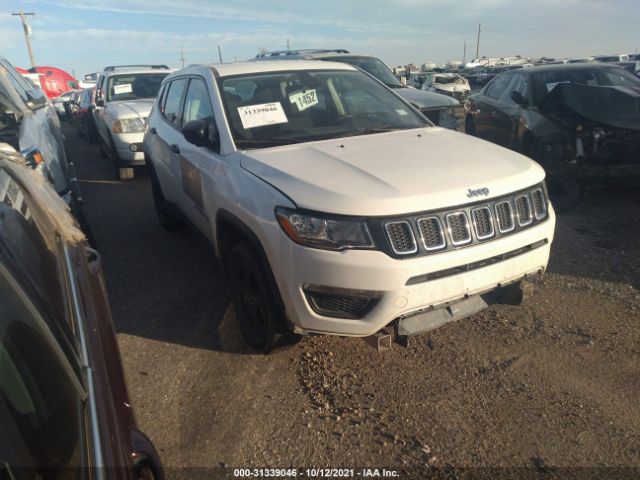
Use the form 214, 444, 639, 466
0, 0, 637, 78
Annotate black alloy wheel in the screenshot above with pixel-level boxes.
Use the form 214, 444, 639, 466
227, 244, 279, 353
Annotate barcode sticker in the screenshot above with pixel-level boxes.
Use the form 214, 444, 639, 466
237, 102, 288, 129
113, 84, 132, 95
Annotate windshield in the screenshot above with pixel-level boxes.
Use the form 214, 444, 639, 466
327, 56, 402, 87
436, 75, 466, 85
218, 69, 427, 149
106, 73, 168, 102
532, 67, 640, 104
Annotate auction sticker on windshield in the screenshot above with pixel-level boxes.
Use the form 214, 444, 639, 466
238, 102, 288, 129
113, 84, 133, 95
289, 89, 318, 112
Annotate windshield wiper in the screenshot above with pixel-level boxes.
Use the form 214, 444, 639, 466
333, 126, 400, 138
236, 137, 306, 148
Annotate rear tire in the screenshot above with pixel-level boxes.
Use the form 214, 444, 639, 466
227, 243, 287, 353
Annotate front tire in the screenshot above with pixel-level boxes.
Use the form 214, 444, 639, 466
149, 164, 183, 231
227, 244, 283, 353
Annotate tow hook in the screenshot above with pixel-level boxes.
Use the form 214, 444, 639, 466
363, 330, 392, 352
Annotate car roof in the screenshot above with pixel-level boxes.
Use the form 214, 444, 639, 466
521, 62, 625, 75
176, 60, 357, 78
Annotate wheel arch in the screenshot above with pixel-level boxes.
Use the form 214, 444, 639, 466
215, 210, 288, 321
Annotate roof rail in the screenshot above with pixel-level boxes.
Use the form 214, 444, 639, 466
255, 49, 349, 59
103, 64, 170, 72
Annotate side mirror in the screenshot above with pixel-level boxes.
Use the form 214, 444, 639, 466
511, 91, 527, 106
95, 95, 104, 107
182, 117, 219, 150
25, 90, 47, 109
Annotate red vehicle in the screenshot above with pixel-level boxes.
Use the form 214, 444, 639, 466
17, 66, 79, 99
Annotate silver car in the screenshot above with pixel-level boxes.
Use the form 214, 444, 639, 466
93, 65, 172, 180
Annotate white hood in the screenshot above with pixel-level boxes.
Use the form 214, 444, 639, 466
240, 128, 545, 216
108, 98, 154, 120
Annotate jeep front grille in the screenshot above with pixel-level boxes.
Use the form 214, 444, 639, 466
531, 188, 547, 220
377, 184, 549, 258
446, 212, 472, 246
495, 201, 515, 233
515, 195, 533, 226
385, 221, 417, 255
417, 217, 446, 251
472, 207, 495, 240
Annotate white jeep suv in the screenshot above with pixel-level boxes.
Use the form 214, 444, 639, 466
143, 61, 556, 352
93, 65, 172, 180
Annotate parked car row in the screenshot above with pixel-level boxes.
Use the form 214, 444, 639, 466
463, 62, 640, 206
9, 46, 638, 475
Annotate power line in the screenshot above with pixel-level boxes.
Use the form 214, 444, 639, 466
11, 10, 36, 68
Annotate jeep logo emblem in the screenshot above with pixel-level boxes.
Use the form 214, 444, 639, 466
467, 187, 490, 198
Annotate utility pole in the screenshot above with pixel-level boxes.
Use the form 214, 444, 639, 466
463, 41, 467, 65
180, 45, 186, 68
217, 45, 223, 63
12, 11, 36, 68
475, 23, 481, 60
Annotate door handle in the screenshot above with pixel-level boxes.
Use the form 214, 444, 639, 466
150, 127, 157, 135
170, 144, 180, 154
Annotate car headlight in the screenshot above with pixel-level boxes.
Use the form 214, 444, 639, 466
112, 118, 145, 133
276, 207, 374, 251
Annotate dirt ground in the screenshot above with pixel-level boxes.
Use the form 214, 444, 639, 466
66, 125, 640, 479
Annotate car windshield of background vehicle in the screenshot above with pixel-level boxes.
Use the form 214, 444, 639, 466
532, 68, 640, 104
218, 69, 428, 149
436, 76, 467, 85
334, 56, 404, 87
106, 73, 169, 102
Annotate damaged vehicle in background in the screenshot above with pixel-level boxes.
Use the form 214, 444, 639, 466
464, 63, 640, 206
421, 73, 471, 100
255, 49, 463, 130
0, 56, 75, 203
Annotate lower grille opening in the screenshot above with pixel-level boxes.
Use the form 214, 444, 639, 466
304, 286, 381, 319
405, 239, 548, 286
